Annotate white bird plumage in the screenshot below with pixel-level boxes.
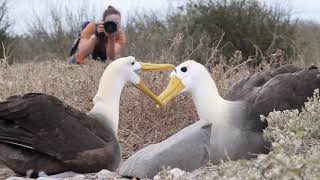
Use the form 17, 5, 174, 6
88, 56, 144, 134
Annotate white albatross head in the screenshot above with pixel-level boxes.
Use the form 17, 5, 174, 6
158, 60, 220, 106
158, 60, 238, 127
90, 56, 175, 134
96, 56, 175, 106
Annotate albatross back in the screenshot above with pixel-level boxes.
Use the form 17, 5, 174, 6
225, 65, 320, 131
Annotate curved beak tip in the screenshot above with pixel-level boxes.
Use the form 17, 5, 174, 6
157, 75, 185, 106
134, 81, 164, 107
133, 62, 180, 107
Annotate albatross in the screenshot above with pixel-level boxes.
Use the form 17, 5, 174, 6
120, 60, 320, 178
0, 56, 174, 177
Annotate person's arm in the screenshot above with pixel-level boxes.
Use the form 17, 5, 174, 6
76, 22, 99, 64
106, 30, 126, 60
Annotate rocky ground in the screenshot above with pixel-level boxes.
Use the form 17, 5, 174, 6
0, 165, 215, 180
2, 167, 123, 180
0, 165, 15, 179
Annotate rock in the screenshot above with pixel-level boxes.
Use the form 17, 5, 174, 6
0, 166, 16, 180
119, 120, 212, 179
94, 169, 116, 180
154, 168, 188, 180
6, 177, 33, 180
64, 175, 85, 180
36, 171, 80, 180
6, 169, 117, 180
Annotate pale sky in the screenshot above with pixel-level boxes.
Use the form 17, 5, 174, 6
7, 0, 320, 35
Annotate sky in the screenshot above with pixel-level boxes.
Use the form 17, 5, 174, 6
7, 0, 320, 35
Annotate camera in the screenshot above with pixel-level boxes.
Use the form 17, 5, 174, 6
104, 21, 117, 33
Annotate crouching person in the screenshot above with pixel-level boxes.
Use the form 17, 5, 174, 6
69, 6, 126, 64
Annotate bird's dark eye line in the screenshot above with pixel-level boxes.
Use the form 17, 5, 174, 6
181, 67, 187, 72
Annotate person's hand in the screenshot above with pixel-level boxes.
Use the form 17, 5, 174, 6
108, 32, 117, 39
107, 33, 116, 46
95, 21, 106, 38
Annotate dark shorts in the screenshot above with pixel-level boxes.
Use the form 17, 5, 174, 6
91, 51, 107, 62
68, 51, 107, 64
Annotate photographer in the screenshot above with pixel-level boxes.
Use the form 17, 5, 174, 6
69, 6, 126, 64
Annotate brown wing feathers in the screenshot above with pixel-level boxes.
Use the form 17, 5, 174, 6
0, 93, 114, 161
226, 65, 320, 131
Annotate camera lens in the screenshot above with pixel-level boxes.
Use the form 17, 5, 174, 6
104, 21, 117, 33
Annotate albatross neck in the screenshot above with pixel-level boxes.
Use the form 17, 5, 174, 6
191, 72, 236, 125
89, 67, 126, 135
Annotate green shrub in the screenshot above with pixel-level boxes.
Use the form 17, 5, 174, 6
125, 0, 298, 66
295, 21, 320, 64
7, 0, 318, 65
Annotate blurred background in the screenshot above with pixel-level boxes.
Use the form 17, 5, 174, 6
1, 0, 320, 65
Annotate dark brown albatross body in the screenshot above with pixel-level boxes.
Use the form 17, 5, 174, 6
0, 93, 120, 176
225, 65, 320, 132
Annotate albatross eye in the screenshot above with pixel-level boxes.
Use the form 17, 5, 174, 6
181, 67, 187, 72
131, 61, 135, 65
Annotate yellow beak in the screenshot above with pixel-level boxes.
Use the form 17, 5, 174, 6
134, 81, 164, 106
140, 62, 175, 71
134, 62, 175, 107
157, 75, 185, 106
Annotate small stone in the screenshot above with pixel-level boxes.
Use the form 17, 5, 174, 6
154, 168, 188, 180
169, 168, 188, 178
95, 169, 116, 180
64, 174, 85, 180
6, 177, 33, 180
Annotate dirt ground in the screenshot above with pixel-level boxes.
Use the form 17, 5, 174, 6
0, 164, 15, 179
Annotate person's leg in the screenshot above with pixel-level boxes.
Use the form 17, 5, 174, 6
68, 54, 77, 64
68, 22, 92, 64
75, 22, 98, 64
68, 37, 80, 64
